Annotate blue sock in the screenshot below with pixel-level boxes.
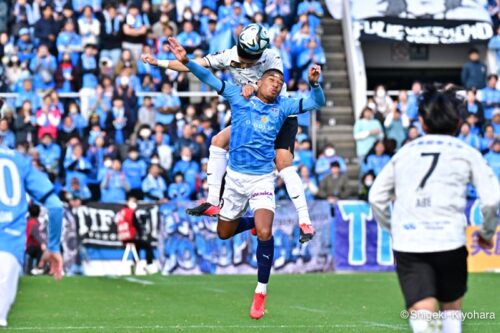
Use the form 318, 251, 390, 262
234, 217, 255, 235
257, 237, 274, 284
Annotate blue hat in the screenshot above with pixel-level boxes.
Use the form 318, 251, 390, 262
19, 28, 29, 35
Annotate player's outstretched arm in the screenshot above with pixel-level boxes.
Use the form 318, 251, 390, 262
168, 37, 223, 92
39, 194, 64, 280
25, 163, 64, 280
141, 53, 208, 73
302, 65, 326, 112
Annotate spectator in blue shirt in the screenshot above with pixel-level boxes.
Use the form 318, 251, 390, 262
100, 158, 130, 203
230, 3, 249, 28
142, 163, 168, 202
168, 172, 191, 201
297, 37, 325, 82
481, 124, 495, 154
478, 74, 500, 120
64, 143, 92, 195
461, 48, 487, 90
137, 45, 162, 84
73, 0, 102, 12
243, 0, 263, 19
315, 144, 347, 181
466, 88, 485, 126
75, 43, 99, 91
363, 140, 391, 176
406, 81, 422, 121
16, 28, 36, 63
265, 0, 291, 24
458, 122, 481, 150
177, 21, 202, 54
297, 0, 323, 32
218, 0, 234, 22
484, 138, 500, 183
172, 147, 200, 195
29, 45, 58, 91
137, 125, 157, 161
15, 79, 40, 110
488, 25, 500, 74
298, 165, 318, 202
56, 20, 83, 65
295, 139, 314, 174
36, 134, 61, 176
492, 109, 500, 135
0, 119, 16, 149
98, 3, 123, 66
154, 82, 181, 126
122, 147, 148, 199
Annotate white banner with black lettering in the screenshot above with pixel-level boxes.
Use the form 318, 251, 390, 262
351, 0, 493, 44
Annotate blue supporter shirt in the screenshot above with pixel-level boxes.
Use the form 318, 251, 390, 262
122, 159, 147, 189
479, 87, 500, 120
484, 151, 500, 182
0, 148, 63, 264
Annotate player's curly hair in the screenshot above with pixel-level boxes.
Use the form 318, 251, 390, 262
418, 83, 465, 135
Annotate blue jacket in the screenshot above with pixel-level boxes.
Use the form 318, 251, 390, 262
100, 170, 130, 203
122, 159, 147, 189
484, 151, 500, 182
168, 182, 191, 201
461, 60, 487, 89
172, 160, 199, 194
36, 143, 61, 173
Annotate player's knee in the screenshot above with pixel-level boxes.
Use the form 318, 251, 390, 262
217, 227, 233, 240
211, 133, 229, 150
275, 150, 293, 171
257, 227, 272, 241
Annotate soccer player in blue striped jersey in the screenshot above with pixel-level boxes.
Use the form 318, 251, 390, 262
0, 146, 64, 328
168, 37, 325, 319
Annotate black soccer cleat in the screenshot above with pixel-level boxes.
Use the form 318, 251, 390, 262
186, 202, 220, 217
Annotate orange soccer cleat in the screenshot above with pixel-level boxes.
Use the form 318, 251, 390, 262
249, 292, 267, 320
185, 202, 220, 217
299, 223, 316, 243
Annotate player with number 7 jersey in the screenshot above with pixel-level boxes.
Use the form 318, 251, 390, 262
0, 147, 64, 328
369, 87, 500, 333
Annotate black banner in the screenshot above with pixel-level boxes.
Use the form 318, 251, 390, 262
354, 17, 493, 44
72, 202, 160, 247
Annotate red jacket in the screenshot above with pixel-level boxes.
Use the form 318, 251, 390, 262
26, 217, 43, 249
116, 207, 137, 242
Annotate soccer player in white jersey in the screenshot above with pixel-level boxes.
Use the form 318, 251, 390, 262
167, 37, 324, 319
0, 145, 64, 328
369, 87, 500, 333
141, 24, 316, 243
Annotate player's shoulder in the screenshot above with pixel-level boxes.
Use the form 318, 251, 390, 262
206, 46, 236, 60
0, 148, 30, 172
260, 48, 282, 66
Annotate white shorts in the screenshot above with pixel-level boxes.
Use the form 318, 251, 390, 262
219, 168, 276, 221
0, 251, 21, 325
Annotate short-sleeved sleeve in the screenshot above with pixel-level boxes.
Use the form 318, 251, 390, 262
204, 49, 231, 70
24, 161, 55, 203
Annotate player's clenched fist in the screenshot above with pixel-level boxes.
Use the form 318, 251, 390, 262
308, 64, 321, 85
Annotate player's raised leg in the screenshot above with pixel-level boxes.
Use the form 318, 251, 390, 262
275, 118, 315, 243
0, 252, 21, 328
186, 126, 231, 217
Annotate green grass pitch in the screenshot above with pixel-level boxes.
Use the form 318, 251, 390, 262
4, 273, 500, 332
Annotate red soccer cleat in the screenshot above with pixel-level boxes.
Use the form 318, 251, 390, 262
299, 223, 316, 243
249, 293, 267, 320
186, 202, 220, 217
250, 227, 257, 236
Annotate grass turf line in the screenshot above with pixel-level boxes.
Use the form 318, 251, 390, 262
4, 273, 500, 333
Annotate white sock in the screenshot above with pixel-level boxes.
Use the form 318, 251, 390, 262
442, 310, 462, 333
206, 146, 228, 206
0, 319, 7, 327
255, 282, 267, 294
409, 310, 436, 333
279, 166, 311, 224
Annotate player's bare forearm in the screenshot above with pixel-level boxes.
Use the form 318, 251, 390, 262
168, 38, 223, 92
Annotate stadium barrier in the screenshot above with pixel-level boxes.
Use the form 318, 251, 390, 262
335, 200, 500, 273
56, 200, 499, 275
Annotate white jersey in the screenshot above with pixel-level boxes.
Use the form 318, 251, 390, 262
369, 134, 500, 253
203, 46, 285, 91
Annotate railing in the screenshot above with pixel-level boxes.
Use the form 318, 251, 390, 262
342, 0, 367, 119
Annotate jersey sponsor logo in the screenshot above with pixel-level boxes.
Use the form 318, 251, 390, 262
261, 115, 268, 123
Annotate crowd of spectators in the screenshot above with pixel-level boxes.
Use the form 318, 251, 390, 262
355, 69, 500, 199
0, 0, 331, 205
